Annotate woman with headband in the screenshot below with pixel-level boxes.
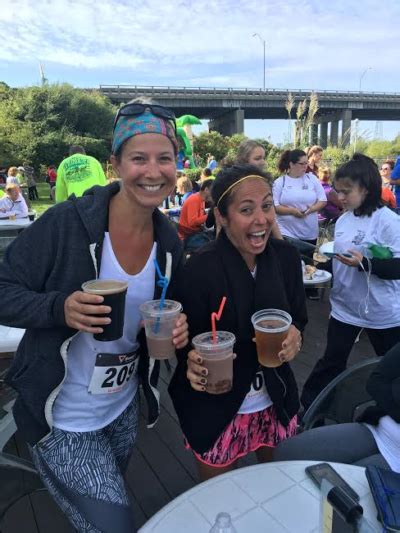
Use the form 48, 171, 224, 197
0, 99, 189, 531
169, 165, 307, 481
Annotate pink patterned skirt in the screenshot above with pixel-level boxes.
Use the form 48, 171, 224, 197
186, 405, 297, 467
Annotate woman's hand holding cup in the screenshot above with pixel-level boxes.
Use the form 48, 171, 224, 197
187, 349, 208, 392
64, 291, 111, 334
278, 325, 302, 363
172, 313, 189, 349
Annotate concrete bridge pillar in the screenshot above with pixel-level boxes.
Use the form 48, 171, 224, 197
319, 123, 328, 148
330, 121, 339, 146
208, 109, 244, 136
341, 109, 352, 146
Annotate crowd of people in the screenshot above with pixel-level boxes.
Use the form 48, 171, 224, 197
1, 99, 400, 531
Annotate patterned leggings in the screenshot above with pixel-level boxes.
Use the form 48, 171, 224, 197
30, 397, 139, 533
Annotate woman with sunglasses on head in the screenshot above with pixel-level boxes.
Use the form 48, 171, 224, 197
301, 154, 400, 412
0, 98, 189, 532
169, 164, 307, 482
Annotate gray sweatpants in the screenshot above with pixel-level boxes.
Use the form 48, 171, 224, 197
31, 396, 139, 533
273, 423, 390, 469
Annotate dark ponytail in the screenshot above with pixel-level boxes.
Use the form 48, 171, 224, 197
277, 149, 306, 173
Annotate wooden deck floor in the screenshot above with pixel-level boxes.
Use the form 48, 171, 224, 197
2, 295, 374, 532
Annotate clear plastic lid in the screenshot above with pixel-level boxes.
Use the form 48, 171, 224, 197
192, 331, 236, 352
139, 299, 182, 318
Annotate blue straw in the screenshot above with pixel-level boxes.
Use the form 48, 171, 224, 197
153, 259, 169, 333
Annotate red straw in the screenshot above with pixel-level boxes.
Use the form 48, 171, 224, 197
211, 296, 227, 344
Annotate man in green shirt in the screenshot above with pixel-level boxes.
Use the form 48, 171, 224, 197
56, 146, 107, 203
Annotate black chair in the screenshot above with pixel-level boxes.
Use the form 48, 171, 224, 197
0, 452, 45, 530
301, 357, 380, 430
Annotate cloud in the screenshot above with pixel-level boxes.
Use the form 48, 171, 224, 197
0, 0, 399, 91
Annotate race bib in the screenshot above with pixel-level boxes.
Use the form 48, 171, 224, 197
88, 351, 139, 395
247, 370, 267, 399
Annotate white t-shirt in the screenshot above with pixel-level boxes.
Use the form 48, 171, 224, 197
273, 173, 327, 240
365, 416, 400, 473
0, 193, 28, 218
53, 235, 156, 432
331, 207, 400, 328
237, 369, 273, 414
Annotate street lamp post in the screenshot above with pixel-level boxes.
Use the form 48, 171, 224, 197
252, 33, 266, 91
359, 67, 372, 92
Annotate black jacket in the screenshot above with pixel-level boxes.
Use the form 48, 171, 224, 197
0, 182, 183, 445
169, 230, 308, 454
358, 342, 400, 425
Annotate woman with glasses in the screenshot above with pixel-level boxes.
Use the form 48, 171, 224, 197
0, 98, 189, 532
273, 149, 327, 248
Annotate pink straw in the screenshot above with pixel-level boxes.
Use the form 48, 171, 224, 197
211, 297, 227, 344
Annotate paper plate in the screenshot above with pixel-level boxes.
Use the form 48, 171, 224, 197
303, 270, 332, 285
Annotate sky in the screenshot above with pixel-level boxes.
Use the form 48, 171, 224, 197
1, 0, 400, 144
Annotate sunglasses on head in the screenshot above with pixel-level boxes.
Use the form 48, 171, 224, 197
113, 103, 177, 132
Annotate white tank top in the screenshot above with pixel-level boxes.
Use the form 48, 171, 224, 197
53, 234, 156, 432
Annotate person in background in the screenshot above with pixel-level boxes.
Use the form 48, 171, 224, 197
24, 164, 39, 201
178, 179, 214, 248
169, 164, 307, 481
6, 166, 21, 186
0, 183, 28, 218
301, 154, 400, 412
275, 342, 400, 473
306, 145, 324, 177
380, 160, 396, 209
236, 139, 284, 240
318, 167, 343, 221
0, 100, 189, 532
56, 146, 107, 203
273, 149, 327, 245
207, 154, 217, 171
175, 175, 193, 205
390, 156, 400, 206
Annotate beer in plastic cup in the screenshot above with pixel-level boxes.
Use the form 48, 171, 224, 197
251, 309, 292, 367
82, 279, 128, 341
192, 331, 236, 394
140, 299, 182, 360
9, 214, 16, 220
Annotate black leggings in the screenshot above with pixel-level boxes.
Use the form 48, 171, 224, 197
301, 317, 400, 410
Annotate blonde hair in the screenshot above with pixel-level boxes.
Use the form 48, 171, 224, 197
318, 166, 331, 183
8, 166, 18, 177
176, 176, 193, 194
236, 139, 264, 165
308, 145, 323, 159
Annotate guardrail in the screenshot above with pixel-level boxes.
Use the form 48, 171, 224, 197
99, 85, 400, 99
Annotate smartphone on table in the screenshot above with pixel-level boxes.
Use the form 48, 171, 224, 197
305, 462, 360, 501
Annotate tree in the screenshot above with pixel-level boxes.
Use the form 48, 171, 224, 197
193, 131, 230, 164
0, 83, 116, 171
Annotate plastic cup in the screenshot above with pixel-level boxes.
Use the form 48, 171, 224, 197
192, 331, 236, 394
140, 299, 182, 360
82, 279, 128, 341
251, 309, 292, 367
9, 214, 16, 220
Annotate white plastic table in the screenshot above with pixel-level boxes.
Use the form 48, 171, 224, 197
0, 218, 32, 231
139, 461, 380, 533
0, 325, 25, 353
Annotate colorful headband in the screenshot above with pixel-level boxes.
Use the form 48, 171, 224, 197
112, 110, 178, 154
216, 175, 269, 208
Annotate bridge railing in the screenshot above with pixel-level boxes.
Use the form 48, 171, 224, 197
99, 85, 400, 99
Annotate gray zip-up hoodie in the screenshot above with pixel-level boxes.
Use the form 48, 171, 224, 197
0, 182, 183, 445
